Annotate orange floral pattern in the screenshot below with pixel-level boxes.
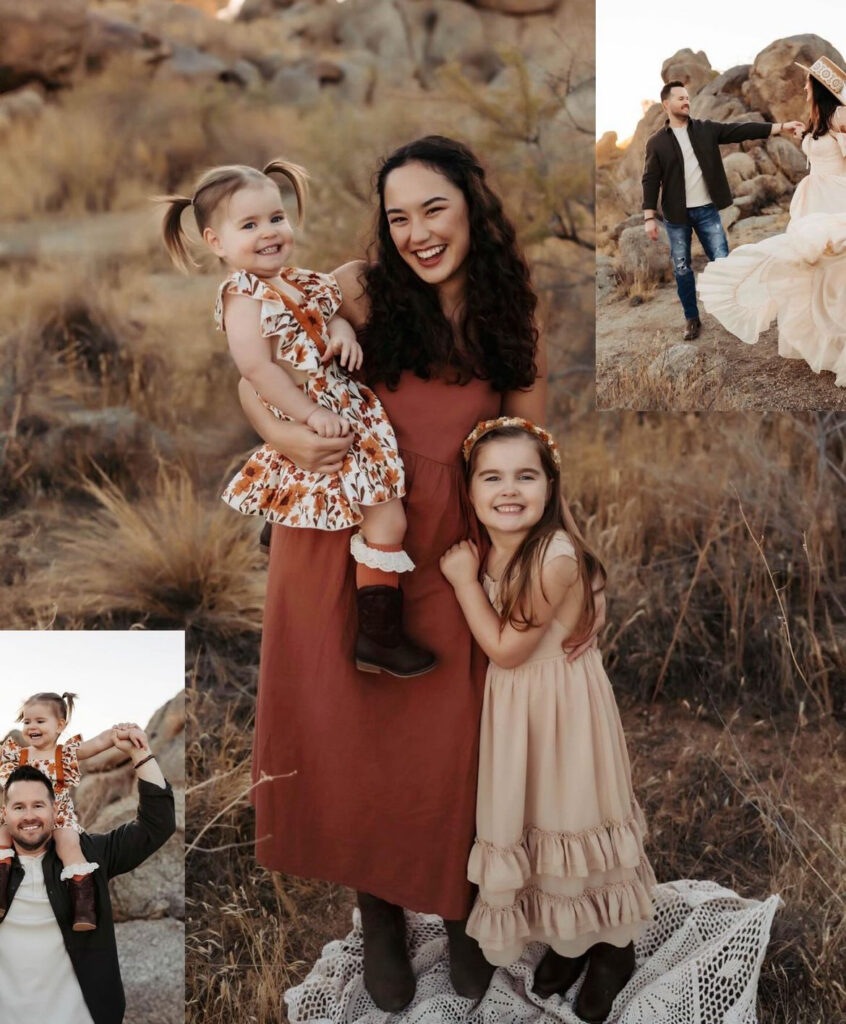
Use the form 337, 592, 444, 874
0, 735, 84, 834
215, 267, 405, 530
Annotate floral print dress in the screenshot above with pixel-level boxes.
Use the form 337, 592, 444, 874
216, 267, 406, 530
0, 736, 84, 833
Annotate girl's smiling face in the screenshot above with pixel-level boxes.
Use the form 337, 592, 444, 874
21, 702, 65, 752
383, 161, 471, 293
203, 181, 294, 278
469, 435, 551, 540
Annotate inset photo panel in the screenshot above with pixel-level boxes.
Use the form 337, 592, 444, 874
0, 630, 185, 1024
596, 2, 846, 411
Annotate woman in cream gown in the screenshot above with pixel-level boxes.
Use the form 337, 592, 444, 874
699, 58, 846, 386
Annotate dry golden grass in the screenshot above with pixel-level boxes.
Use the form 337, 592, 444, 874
20, 469, 267, 638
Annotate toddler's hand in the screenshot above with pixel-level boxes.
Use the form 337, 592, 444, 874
440, 539, 480, 587
323, 317, 363, 371
306, 407, 350, 438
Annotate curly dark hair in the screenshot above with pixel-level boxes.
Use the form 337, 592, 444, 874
359, 136, 538, 392
808, 76, 840, 139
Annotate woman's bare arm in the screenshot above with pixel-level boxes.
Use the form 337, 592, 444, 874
501, 329, 548, 422
333, 260, 371, 330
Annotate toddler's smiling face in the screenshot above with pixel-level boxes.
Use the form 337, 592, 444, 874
21, 702, 65, 752
203, 181, 294, 278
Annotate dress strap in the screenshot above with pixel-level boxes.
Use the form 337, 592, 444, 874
19, 747, 28, 766
55, 744, 65, 785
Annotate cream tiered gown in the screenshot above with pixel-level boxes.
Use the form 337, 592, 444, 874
699, 115, 846, 386
466, 531, 656, 967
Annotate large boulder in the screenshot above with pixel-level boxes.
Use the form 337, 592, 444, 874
89, 788, 185, 921
0, 0, 89, 92
419, 0, 502, 83
699, 64, 751, 99
661, 48, 715, 96
765, 134, 808, 184
616, 224, 671, 288
742, 35, 846, 124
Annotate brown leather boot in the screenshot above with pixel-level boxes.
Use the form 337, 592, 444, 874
683, 317, 702, 341
0, 861, 10, 920
574, 942, 635, 1022
355, 586, 437, 678
444, 917, 495, 1000
357, 892, 416, 1011
532, 948, 588, 999
69, 874, 97, 932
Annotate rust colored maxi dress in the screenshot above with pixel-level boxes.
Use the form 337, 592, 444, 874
251, 371, 501, 919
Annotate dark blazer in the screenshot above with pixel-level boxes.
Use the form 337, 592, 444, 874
642, 117, 773, 224
1, 779, 176, 1024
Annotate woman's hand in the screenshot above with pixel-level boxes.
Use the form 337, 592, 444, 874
564, 586, 606, 662
306, 407, 351, 438
440, 539, 481, 588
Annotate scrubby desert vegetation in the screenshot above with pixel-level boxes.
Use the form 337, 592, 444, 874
0, 2, 843, 1022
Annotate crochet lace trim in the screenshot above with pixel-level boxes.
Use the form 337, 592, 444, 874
350, 532, 415, 572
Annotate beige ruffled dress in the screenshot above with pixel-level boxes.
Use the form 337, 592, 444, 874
466, 531, 656, 966
699, 121, 846, 386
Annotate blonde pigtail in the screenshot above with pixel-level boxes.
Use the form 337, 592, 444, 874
159, 194, 197, 272
262, 159, 309, 227
61, 691, 78, 723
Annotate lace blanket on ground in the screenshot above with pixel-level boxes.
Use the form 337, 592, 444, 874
284, 880, 781, 1024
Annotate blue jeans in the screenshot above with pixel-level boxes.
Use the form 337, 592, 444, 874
664, 204, 728, 320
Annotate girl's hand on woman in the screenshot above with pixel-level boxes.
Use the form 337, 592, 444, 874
323, 316, 364, 371
239, 379, 353, 473
306, 407, 351, 438
440, 539, 481, 587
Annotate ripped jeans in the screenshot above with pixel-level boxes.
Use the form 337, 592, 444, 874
663, 204, 728, 321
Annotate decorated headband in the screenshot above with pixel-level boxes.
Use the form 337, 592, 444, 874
462, 416, 561, 469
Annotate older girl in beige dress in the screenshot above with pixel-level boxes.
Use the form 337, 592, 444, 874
440, 418, 656, 1022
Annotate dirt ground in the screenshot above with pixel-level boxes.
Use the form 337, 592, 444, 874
596, 278, 846, 412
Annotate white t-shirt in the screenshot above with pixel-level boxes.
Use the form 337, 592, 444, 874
671, 124, 713, 208
0, 853, 95, 1022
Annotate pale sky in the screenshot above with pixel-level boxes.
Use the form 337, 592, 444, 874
597, 0, 843, 138
1, 631, 184, 743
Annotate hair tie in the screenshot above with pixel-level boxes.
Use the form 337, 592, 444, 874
462, 416, 561, 468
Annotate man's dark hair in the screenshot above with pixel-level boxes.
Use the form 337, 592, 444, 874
661, 80, 686, 103
3, 765, 55, 802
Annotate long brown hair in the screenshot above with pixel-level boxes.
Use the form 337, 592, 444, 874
160, 159, 309, 271
808, 76, 840, 139
466, 425, 606, 647
17, 691, 78, 726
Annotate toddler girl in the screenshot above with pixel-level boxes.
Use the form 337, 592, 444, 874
440, 418, 656, 1022
161, 160, 434, 678
0, 692, 146, 931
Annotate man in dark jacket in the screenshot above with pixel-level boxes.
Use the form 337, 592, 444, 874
0, 729, 177, 1024
642, 80, 803, 339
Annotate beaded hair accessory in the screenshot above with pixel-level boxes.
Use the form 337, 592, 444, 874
462, 416, 561, 469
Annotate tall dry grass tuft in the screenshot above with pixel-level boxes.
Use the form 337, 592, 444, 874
555, 411, 844, 717
24, 469, 266, 640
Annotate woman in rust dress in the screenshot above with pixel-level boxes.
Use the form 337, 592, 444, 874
239, 136, 564, 1010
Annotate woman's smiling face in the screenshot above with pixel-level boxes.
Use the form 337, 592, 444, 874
383, 161, 471, 293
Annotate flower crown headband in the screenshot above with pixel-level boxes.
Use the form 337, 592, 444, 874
462, 416, 561, 469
